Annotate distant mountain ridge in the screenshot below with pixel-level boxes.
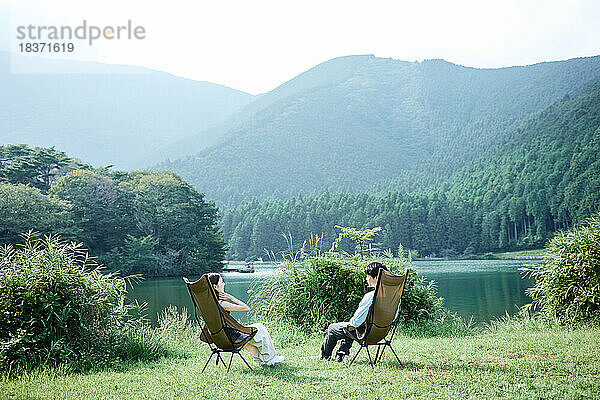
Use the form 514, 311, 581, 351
0, 52, 255, 169
158, 54, 600, 206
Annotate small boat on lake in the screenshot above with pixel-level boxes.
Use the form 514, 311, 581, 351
238, 262, 255, 273
222, 262, 255, 273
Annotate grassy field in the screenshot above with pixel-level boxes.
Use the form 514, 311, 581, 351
488, 249, 547, 259
2, 319, 599, 400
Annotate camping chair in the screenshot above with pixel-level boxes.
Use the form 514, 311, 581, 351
343, 269, 409, 368
183, 275, 258, 372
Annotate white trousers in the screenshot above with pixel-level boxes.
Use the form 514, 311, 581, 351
245, 323, 278, 364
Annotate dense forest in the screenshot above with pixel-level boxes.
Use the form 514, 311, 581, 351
0, 145, 226, 276
223, 81, 600, 260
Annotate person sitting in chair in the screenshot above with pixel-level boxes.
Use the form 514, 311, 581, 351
206, 272, 284, 366
318, 261, 390, 362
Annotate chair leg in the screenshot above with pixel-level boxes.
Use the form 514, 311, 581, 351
387, 343, 403, 368
365, 346, 375, 369
226, 352, 235, 373
348, 344, 363, 367
374, 345, 382, 365
216, 352, 225, 366
237, 351, 253, 370
202, 350, 216, 373
376, 344, 387, 364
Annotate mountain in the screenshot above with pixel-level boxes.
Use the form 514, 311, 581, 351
146, 55, 375, 163
0, 52, 255, 169
221, 81, 600, 259
158, 55, 600, 206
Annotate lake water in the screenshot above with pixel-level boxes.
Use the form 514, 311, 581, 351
127, 259, 536, 325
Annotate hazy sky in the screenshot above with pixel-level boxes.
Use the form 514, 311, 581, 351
2, 0, 600, 94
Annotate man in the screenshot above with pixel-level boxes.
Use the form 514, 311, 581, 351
318, 261, 389, 362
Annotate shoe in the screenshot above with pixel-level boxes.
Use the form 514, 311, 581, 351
267, 355, 284, 365
259, 355, 284, 366
334, 353, 345, 363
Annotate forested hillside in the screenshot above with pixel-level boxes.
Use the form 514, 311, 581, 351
446, 81, 600, 247
222, 81, 600, 260
0, 52, 254, 169
160, 55, 600, 207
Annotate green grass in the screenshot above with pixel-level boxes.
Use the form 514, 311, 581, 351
2, 319, 599, 400
489, 249, 547, 259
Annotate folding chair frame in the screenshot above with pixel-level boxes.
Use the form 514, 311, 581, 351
345, 269, 409, 368
201, 341, 254, 373
347, 320, 403, 368
186, 280, 257, 373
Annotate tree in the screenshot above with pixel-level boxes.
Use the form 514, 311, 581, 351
0, 183, 74, 244
119, 170, 226, 275
0, 145, 77, 193
49, 170, 130, 254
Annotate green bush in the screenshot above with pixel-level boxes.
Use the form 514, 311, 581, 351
251, 253, 363, 331
0, 233, 169, 371
524, 212, 600, 325
252, 254, 442, 332
154, 306, 207, 358
251, 228, 443, 332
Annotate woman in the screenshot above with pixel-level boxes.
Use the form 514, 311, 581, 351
206, 272, 284, 366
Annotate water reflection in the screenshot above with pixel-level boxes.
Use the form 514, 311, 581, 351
417, 262, 535, 323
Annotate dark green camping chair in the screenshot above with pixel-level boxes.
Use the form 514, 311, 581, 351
343, 269, 409, 368
183, 275, 258, 372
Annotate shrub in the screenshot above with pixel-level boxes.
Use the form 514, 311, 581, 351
154, 306, 208, 358
251, 227, 444, 332
251, 253, 363, 331
523, 212, 600, 325
0, 233, 169, 372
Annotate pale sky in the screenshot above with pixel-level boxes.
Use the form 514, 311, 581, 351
2, 0, 600, 94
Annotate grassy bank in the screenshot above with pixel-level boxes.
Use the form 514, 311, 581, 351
485, 249, 547, 260
2, 319, 598, 400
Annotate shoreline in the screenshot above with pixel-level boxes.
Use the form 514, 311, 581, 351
224, 250, 547, 264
